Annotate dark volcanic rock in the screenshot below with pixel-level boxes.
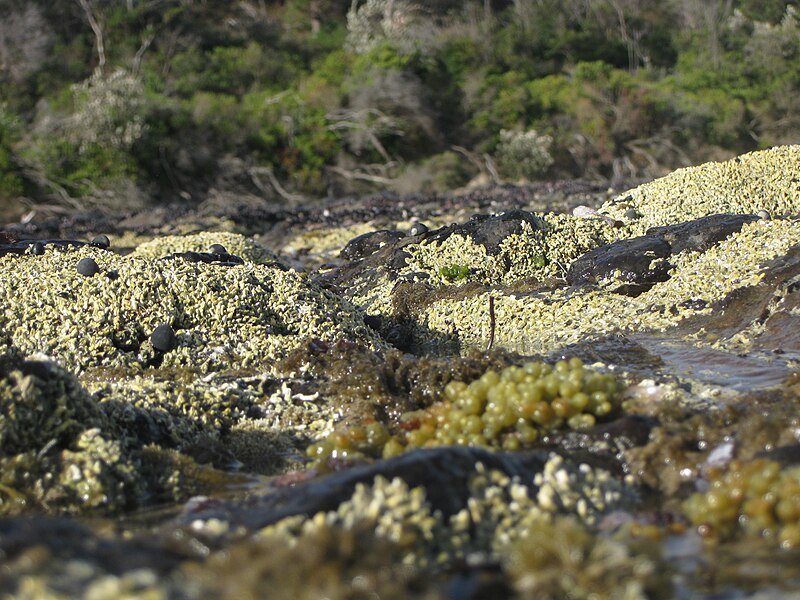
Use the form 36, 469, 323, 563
567, 236, 672, 295
647, 214, 759, 254
567, 213, 760, 295
340, 230, 405, 261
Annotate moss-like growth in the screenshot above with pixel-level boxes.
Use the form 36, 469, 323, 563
307, 358, 621, 462
438, 264, 471, 281
684, 458, 800, 548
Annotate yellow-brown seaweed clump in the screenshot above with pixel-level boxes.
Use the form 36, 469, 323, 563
684, 458, 800, 548
307, 358, 620, 462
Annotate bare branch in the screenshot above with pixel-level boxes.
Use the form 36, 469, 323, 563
77, 0, 106, 70
328, 165, 396, 185
249, 166, 305, 204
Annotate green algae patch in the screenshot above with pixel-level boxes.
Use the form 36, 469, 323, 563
412, 219, 800, 355
601, 145, 800, 234
0, 242, 382, 373
130, 231, 279, 263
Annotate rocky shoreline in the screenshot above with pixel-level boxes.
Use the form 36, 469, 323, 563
2, 146, 800, 598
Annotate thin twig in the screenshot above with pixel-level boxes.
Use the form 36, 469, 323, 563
486, 295, 495, 351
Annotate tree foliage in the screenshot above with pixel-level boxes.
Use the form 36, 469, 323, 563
0, 0, 798, 211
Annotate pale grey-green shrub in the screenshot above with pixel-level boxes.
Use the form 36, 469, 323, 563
495, 129, 554, 181
68, 68, 147, 152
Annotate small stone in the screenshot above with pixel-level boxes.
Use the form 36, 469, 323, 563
757, 209, 772, 220
29, 242, 45, 256
624, 208, 640, 220
91, 234, 111, 249
76, 257, 100, 277
151, 324, 178, 352
409, 223, 428, 236
209, 244, 228, 255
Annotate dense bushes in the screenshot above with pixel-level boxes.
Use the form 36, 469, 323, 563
0, 0, 798, 212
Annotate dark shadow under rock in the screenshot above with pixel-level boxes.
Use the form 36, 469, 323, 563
0, 517, 187, 575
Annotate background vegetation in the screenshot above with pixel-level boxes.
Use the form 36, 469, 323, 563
0, 0, 798, 215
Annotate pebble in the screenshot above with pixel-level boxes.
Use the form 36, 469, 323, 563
209, 244, 228, 255
76, 257, 100, 277
757, 209, 772, 220
29, 242, 45, 256
151, 324, 178, 352
91, 234, 111, 249
409, 223, 429, 236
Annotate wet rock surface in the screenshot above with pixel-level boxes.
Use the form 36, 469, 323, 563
1, 146, 800, 598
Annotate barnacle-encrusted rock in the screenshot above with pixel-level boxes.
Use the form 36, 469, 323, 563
566, 214, 759, 295
0, 354, 143, 513
257, 453, 635, 569
0, 239, 382, 373
180, 520, 433, 600
504, 515, 672, 599
321, 146, 800, 356
600, 145, 800, 233
413, 218, 800, 355
90, 373, 313, 474
130, 231, 278, 264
